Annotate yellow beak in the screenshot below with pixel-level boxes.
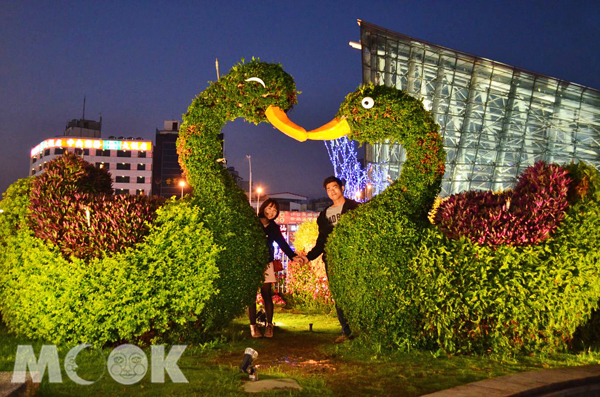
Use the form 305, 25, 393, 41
265, 106, 351, 142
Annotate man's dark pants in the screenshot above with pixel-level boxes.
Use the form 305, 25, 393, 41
325, 261, 351, 336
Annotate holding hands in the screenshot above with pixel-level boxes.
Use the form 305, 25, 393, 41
293, 251, 309, 265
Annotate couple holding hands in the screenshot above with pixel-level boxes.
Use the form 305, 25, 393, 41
248, 176, 360, 343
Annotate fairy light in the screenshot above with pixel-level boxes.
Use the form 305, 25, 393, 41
324, 137, 389, 202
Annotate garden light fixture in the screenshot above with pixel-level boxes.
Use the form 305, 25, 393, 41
239, 347, 258, 381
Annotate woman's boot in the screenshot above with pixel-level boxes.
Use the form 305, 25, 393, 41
250, 324, 261, 338
264, 323, 274, 338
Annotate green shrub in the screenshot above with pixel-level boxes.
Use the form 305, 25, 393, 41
0, 199, 221, 346
0, 177, 32, 246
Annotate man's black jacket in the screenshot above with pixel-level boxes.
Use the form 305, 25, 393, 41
306, 199, 360, 262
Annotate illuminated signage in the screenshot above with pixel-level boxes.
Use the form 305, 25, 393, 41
31, 138, 152, 157
275, 211, 319, 225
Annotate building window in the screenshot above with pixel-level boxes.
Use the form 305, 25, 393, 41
137, 163, 146, 171
96, 162, 109, 170
137, 176, 145, 184
32, 157, 37, 164
96, 149, 110, 156
115, 189, 129, 195
116, 163, 131, 170
116, 176, 130, 183
44, 149, 50, 156
117, 150, 131, 158
83, 149, 90, 156
136, 189, 145, 195
31, 169, 35, 176
138, 151, 147, 158
172, 122, 178, 130
75, 148, 83, 155
54, 148, 64, 155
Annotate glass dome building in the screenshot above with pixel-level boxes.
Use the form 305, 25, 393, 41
358, 20, 600, 196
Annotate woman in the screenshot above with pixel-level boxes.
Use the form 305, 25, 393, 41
249, 198, 297, 338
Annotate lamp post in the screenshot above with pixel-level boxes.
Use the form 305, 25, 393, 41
179, 180, 186, 199
366, 183, 372, 200
256, 187, 263, 214
246, 154, 253, 204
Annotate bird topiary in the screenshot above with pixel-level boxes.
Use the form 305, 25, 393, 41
263, 80, 600, 354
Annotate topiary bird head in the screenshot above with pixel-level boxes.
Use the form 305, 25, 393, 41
190, 60, 298, 126
266, 83, 439, 146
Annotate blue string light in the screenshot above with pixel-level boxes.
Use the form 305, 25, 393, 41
324, 137, 389, 202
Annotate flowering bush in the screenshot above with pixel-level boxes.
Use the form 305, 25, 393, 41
285, 220, 334, 312
433, 161, 571, 246
256, 292, 286, 307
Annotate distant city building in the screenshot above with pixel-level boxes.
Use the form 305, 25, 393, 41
151, 120, 189, 198
358, 20, 600, 196
30, 118, 152, 195
64, 117, 102, 138
227, 166, 249, 192
307, 196, 332, 212
262, 192, 308, 212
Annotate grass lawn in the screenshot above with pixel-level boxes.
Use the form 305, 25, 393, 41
1, 308, 599, 396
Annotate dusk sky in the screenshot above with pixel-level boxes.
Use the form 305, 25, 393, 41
2, 1, 599, 199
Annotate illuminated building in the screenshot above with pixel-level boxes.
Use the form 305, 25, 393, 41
29, 118, 152, 195
355, 21, 600, 196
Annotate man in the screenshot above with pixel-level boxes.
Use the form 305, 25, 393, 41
296, 176, 360, 343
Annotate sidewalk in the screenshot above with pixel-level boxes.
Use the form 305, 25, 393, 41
423, 364, 600, 396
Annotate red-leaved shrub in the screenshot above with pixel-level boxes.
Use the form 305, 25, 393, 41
29, 153, 164, 260
434, 161, 571, 246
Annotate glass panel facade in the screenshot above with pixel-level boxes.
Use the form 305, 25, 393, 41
360, 22, 600, 196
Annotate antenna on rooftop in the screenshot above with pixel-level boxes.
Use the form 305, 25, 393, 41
82, 95, 86, 120
216, 58, 220, 81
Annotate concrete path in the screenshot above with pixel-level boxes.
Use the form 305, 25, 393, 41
0, 372, 37, 397
423, 364, 600, 396
243, 378, 303, 393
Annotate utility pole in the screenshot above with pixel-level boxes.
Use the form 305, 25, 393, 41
246, 154, 252, 204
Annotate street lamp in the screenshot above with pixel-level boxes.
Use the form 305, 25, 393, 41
256, 187, 263, 214
246, 155, 252, 204
179, 180, 186, 199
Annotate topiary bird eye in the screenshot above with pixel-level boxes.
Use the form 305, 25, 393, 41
361, 97, 374, 109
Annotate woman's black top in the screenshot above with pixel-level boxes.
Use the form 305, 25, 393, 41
262, 220, 296, 262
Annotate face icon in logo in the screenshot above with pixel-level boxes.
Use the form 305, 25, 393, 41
64, 343, 106, 385
107, 344, 148, 385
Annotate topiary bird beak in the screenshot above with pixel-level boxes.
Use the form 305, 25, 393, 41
265, 105, 351, 142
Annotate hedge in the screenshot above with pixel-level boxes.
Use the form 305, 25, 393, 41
0, 198, 221, 346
